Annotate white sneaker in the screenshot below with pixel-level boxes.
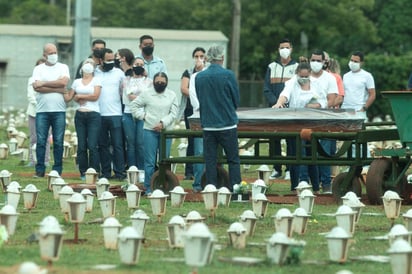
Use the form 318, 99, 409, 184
284, 171, 290, 180
269, 170, 280, 179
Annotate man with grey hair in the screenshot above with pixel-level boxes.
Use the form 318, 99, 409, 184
194, 44, 241, 191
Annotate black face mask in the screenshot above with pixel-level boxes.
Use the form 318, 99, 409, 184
93, 48, 103, 59
142, 46, 154, 56
102, 61, 114, 72
133, 66, 145, 76
154, 82, 167, 93
114, 59, 121, 68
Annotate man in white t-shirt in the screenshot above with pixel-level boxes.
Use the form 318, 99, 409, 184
308, 50, 339, 194
31, 43, 70, 177
95, 48, 126, 180
342, 51, 376, 119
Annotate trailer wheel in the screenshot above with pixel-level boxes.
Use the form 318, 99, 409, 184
201, 166, 230, 189
150, 170, 179, 194
366, 158, 393, 205
332, 172, 362, 202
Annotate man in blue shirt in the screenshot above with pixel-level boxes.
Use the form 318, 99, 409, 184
195, 44, 241, 191
136, 35, 167, 79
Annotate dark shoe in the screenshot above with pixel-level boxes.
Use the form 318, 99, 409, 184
33, 172, 45, 178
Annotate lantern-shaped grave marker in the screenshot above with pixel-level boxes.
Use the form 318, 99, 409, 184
38, 216, 64, 266
201, 184, 219, 218
125, 184, 142, 209
66, 193, 87, 243
217, 187, 232, 207
101, 217, 122, 250
344, 198, 365, 224
383, 190, 403, 226
335, 205, 357, 236
169, 186, 187, 208
325, 226, 352, 263
251, 179, 268, 200
403, 209, 412, 232
148, 189, 169, 223
96, 178, 110, 199
80, 188, 94, 213
0, 204, 19, 236
8, 138, 18, 153
183, 222, 215, 273
22, 184, 40, 212
387, 238, 412, 274
239, 210, 257, 237
256, 165, 271, 185
130, 209, 150, 237
98, 191, 117, 219
126, 165, 139, 185
298, 189, 316, 214
85, 168, 98, 185
292, 207, 310, 235
51, 178, 67, 200
167, 215, 186, 248
18, 262, 47, 274
0, 169, 12, 192
185, 210, 205, 229
47, 170, 60, 191
252, 193, 269, 218
0, 143, 8, 160
273, 208, 294, 237
118, 226, 144, 265
58, 185, 74, 216
388, 224, 411, 247
227, 222, 247, 249
295, 181, 312, 196
266, 232, 291, 265
6, 184, 21, 210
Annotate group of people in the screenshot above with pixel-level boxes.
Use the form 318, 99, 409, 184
28, 36, 240, 196
265, 38, 376, 193
27, 34, 378, 195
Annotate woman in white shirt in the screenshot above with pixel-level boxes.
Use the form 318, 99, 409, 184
65, 59, 102, 180
273, 62, 326, 193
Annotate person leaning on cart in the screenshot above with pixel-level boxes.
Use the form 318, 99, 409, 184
272, 61, 327, 193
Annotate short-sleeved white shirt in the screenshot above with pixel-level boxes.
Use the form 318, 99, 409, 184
280, 76, 327, 108
31, 62, 70, 112
71, 76, 102, 113
310, 70, 339, 96
342, 69, 375, 111
95, 67, 124, 116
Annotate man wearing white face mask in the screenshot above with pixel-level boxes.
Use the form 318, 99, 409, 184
31, 43, 70, 178
342, 51, 376, 119
264, 38, 298, 180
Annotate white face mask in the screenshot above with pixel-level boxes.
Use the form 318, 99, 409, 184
193, 57, 205, 67
279, 48, 291, 59
348, 61, 361, 72
47, 54, 58, 65
82, 63, 94, 74
310, 61, 323, 73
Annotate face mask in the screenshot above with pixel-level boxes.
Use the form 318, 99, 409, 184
310, 61, 323, 73
114, 59, 121, 68
297, 76, 310, 85
279, 48, 291, 59
133, 66, 145, 76
348, 61, 361, 72
142, 46, 154, 56
82, 63, 94, 74
102, 61, 114, 72
193, 57, 204, 67
153, 82, 167, 93
47, 54, 58, 65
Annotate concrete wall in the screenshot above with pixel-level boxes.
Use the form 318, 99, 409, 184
0, 24, 228, 110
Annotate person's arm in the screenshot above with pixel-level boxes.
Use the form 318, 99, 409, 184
64, 88, 75, 103
263, 67, 276, 106
155, 93, 179, 131
272, 95, 288, 108
180, 76, 190, 97
361, 88, 376, 111
130, 91, 146, 120
74, 85, 101, 102
189, 73, 199, 111
33, 76, 69, 91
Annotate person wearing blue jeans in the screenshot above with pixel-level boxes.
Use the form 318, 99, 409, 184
130, 72, 179, 195
31, 43, 70, 177
318, 139, 336, 193
122, 114, 145, 170
192, 137, 204, 192
194, 45, 241, 191
35, 112, 66, 175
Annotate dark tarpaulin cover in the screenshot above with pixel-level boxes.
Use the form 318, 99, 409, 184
188, 108, 365, 132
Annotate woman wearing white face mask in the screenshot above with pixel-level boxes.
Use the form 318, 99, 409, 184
65, 59, 102, 180
273, 62, 327, 194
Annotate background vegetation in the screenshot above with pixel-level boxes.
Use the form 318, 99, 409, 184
1, 0, 412, 115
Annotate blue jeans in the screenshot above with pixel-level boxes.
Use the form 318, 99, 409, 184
122, 113, 144, 170
143, 129, 172, 193
75, 111, 101, 176
35, 112, 66, 175
193, 137, 204, 190
318, 139, 336, 187
299, 140, 320, 191
203, 128, 241, 191
99, 115, 125, 178
286, 138, 300, 191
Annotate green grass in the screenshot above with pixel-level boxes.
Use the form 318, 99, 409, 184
0, 114, 405, 274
